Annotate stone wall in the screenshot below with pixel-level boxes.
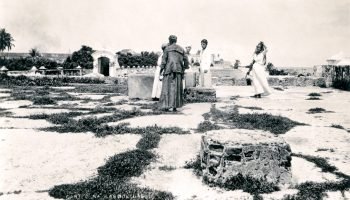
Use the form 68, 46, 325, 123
201, 129, 292, 186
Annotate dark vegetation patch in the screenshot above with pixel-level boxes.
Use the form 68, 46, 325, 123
0, 108, 12, 117
94, 124, 190, 138
72, 84, 126, 94
308, 93, 322, 97
49, 112, 175, 199
292, 153, 337, 173
32, 96, 57, 105
316, 148, 335, 153
204, 173, 279, 196
97, 150, 155, 179
184, 155, 203, 177
273, 87, 284, 91
9, 87, 84, 105
38, 107, 190, 137
158, 166, 177, 171
0, 74, 106, 87
136, 132, 161, 150
330, 124, 345, 130
307, 107, 332, 114
306, 97, 322, 100
49, 149, 174, 200
129, 102, 158, 110
205, 104, 305, 135
321, 91, 333, 94
229, 95, 241, 100
283, 153, 350, 200
197, 120, 224, 132
29, 112, 84, 124
238, 106, 263, 110
112, 99, 128, 105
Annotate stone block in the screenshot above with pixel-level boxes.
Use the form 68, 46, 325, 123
184, 87, 216, 103
201, 129, 292, 187
128, 74, 154, 99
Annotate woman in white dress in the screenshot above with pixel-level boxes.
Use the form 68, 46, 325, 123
151, 43, 168, 100
246, 42, 271, 98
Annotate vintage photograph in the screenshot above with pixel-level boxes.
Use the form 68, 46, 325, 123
0, 0, 349, 199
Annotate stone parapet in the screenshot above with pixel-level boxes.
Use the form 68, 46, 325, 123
201, 129, 292, 187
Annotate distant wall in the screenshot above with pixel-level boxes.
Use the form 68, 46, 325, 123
277, 67, 314, 76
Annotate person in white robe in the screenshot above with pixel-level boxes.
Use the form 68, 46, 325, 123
246, 41, 272, 98
151, 43, 168, 100
199, 39, 212, 87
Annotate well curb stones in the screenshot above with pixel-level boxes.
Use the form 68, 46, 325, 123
200, 129, 292, 187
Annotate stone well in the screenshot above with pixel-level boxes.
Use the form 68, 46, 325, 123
200, 129, 292, 186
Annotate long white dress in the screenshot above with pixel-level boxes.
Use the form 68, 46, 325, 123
251, 50, 271, 96
199, 48, 212, 87
151, 55, 163, 99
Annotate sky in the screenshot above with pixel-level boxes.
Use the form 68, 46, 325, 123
0, 0, 349, 67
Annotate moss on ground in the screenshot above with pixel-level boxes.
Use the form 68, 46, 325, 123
205, 104, 305, 135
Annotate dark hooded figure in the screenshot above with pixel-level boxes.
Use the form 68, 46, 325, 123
159, 35, 189, 111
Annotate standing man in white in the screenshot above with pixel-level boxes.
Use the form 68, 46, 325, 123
199, 39, 212, 87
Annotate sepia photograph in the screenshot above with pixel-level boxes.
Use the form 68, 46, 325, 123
0, 0, 349, 199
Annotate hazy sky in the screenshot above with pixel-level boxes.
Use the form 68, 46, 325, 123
0, 0, 349, 67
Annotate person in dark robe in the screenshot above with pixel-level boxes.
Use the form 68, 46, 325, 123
159, 35, 189, 111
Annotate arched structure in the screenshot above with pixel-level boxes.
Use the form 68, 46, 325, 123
92, 50, 119, 77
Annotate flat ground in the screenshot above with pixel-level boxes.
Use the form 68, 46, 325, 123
0, 85, 349, 200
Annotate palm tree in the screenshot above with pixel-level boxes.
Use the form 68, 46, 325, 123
0, 28, 15, 53
29, 48, 41, 58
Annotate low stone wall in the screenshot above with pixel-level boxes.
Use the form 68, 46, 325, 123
213, 76, 326, 87
184, 87, 216, 103
201, 130, 292, 186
